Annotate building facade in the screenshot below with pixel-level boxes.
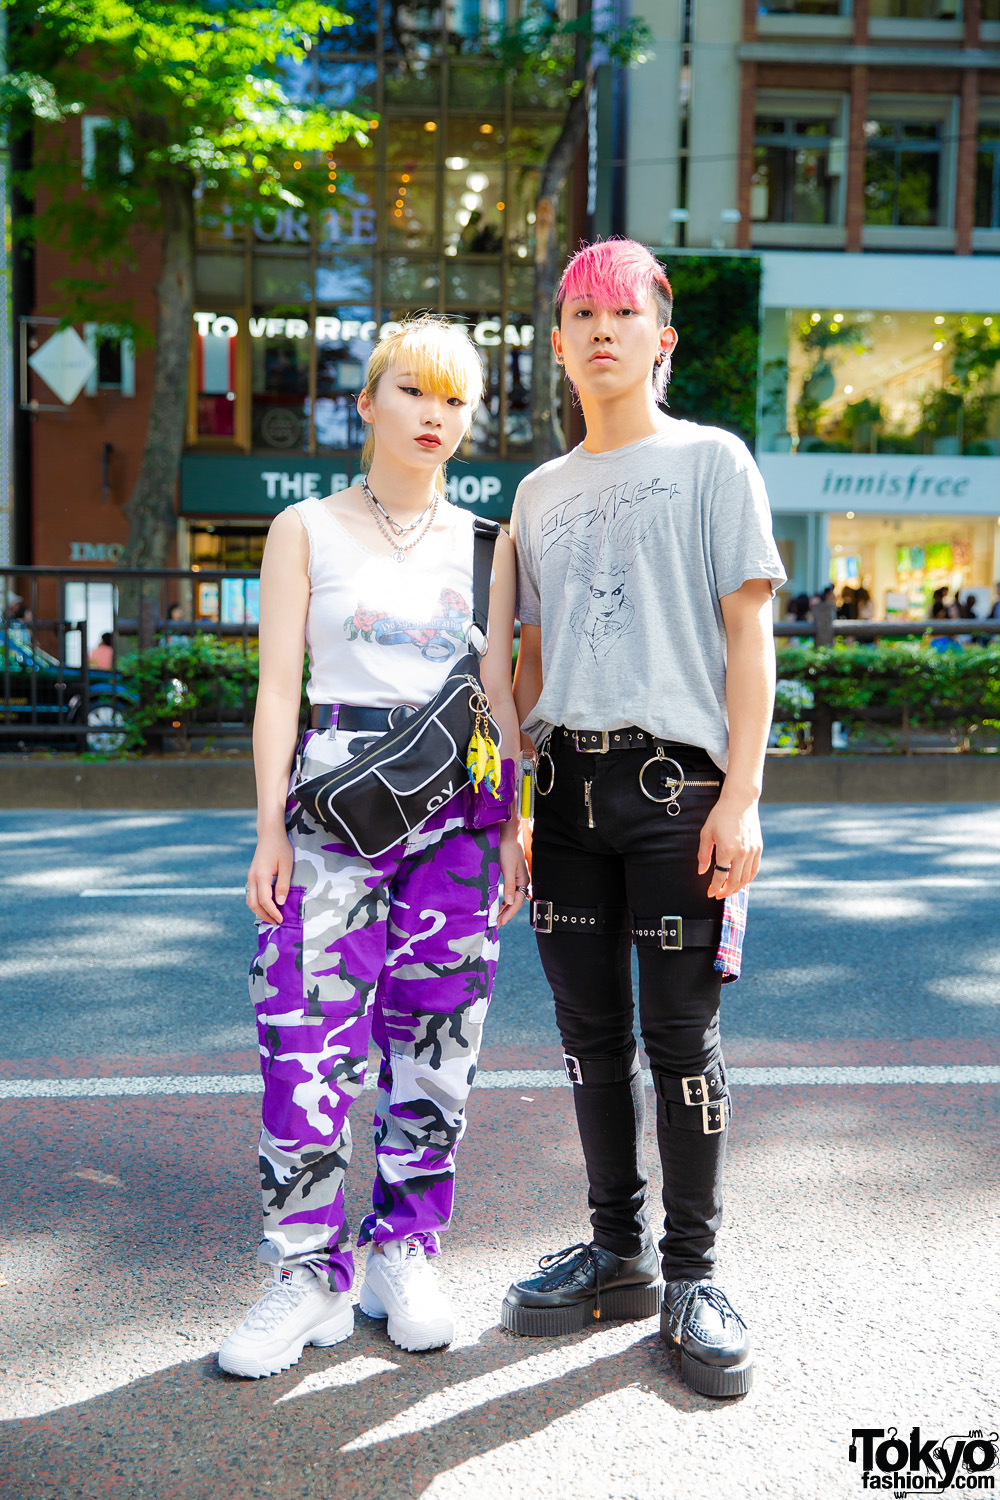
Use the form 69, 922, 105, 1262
625, 0, 1000, 613
18, 0, 579, 607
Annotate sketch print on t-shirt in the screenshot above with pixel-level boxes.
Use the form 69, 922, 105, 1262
344, 586, 471, 661
540, 478, 676, 661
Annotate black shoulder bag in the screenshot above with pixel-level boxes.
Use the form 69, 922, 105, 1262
293, 517, 503, 858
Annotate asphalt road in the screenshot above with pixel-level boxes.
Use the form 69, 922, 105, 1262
1, 806, 999, 1499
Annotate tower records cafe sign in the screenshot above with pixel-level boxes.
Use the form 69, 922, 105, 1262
193, 311, 536, 349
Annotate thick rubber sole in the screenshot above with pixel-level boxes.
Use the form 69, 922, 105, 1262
679, 1347, 754, 1399
358, 1287, 454, 1352
500, 1279, 664, 1337
217, 1302, 354, 1379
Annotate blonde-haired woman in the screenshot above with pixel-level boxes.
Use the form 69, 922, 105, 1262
220, 317, 527, 1378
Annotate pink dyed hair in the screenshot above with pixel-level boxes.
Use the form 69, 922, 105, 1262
556, 239, 674, 398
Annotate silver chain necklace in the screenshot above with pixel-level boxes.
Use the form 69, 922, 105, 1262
361, 476, 438, 563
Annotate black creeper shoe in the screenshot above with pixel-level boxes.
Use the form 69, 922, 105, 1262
501, 1241, 663, 1336
661, 1279, 754, 1398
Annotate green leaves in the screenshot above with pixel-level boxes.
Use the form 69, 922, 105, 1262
775, 640, 1000, 736
3, 0, 368, 314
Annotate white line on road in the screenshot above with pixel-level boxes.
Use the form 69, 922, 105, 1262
75, 875, 1000, 899
80, 887, 245, 898
2, 1064, 999, 1101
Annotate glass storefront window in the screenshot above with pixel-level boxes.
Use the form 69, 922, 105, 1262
444, 117, 505, 255
763, 307, 1000, 456
195, 314, 239, 440
252, 256, 313, 303
863, 119, 942, 226
827, 514, 995, 620
317, 58, 379, 109
386, 119, 439, 249
383, 255, 441, 301
976, 124, 1000, 230
756, 0, 844, 12
384, 0, 444, 56
186, 1, 571, 464
752, 116, 842, 224
383, 58, 441, 105
252, 309, 310, 451
869, 0, 959, 15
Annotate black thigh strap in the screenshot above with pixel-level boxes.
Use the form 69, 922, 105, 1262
654, 1066, 730, 1134
530, 900, 630, 934
631, 915, 721, 951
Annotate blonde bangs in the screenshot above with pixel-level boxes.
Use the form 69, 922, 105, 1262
369, 316, 485, 408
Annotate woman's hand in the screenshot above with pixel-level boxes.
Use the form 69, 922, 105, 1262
246, 828, 294, 923
497, 824, 530, 928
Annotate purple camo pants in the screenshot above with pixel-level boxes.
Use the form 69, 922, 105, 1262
248, 728, 501, 1293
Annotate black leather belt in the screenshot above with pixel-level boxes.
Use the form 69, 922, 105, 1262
562, 726, 680, 754
530, 901, 721, 951
311, 703, 394, 731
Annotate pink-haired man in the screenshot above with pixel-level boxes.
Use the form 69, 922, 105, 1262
502, 239, 785, 1398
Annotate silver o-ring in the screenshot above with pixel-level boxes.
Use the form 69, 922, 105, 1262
535, 746, 556, 796
639, 754, 685, 806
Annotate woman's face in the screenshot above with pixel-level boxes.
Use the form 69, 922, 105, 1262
358, 366, 472, 475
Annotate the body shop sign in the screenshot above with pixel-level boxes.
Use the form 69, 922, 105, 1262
180, 454, 531, 520
193, 311, 534, 349
759, 453, 1000, 515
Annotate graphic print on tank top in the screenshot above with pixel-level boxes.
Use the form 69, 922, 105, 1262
344, 586, 470, 662
540, 477, 678, 662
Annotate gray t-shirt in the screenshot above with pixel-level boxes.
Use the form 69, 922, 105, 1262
511, 420, 787, 771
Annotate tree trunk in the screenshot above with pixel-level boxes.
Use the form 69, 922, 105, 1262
530, 82, 591, 461
123, 176, 195, 568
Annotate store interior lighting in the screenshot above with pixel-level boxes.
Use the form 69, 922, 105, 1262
467, 171, 489, 192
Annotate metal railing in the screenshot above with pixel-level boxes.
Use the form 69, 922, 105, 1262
1, 565, 260, 747
774, 600, 1000, 754
3, 568, 999, 752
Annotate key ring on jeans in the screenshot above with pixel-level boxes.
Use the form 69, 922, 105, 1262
535, 734, 556, 796
638, 748, 684, 815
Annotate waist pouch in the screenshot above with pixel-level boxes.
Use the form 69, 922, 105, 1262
293, 518, 512, 858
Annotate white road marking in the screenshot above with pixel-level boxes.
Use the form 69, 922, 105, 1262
80, 887, 245, 898
2, 1064, 999, 1101
73, 874, 1000, 900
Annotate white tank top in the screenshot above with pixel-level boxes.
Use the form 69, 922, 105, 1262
292, 495, 476, 708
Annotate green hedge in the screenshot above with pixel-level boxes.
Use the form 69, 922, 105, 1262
775, 641, 1000, 733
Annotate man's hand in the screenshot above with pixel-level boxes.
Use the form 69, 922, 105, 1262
697, 794, 762, 899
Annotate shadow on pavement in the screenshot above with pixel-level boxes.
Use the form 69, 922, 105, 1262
2, 1312, 729, 1500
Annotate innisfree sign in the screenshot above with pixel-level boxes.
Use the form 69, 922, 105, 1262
758, 453, 1000, 516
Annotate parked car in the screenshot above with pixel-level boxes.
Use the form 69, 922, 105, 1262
0, 625, 135, 751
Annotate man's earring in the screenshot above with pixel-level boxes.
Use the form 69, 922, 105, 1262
654, 352, 666, 368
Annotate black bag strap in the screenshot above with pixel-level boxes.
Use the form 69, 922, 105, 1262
470, 517, 501, 656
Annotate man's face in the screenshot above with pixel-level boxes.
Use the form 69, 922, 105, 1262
553, 291, 676, 403
589, 570, 627, 620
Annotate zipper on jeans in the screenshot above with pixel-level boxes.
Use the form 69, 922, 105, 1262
684, 779, 721, 788
583, 778, 595, 828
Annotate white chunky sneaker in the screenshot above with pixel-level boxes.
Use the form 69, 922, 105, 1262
218, 1264, 354, 1379
359, 1238, 455, 1352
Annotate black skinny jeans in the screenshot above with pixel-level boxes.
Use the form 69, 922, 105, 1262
532, 731, 730, 1283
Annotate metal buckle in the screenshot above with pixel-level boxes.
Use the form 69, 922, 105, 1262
563, 1053, 583, 1085
573, 730, 610, 754
531, 899, 553, 934
660, 917, 683, 950
682, 1073, 708, 1106
702, 1099, 728, 1134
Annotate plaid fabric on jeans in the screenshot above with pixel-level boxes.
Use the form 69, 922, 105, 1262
715, 886, 748, 983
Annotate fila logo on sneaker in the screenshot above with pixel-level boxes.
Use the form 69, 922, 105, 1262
406, 1239, 421, 1257
279, 1267, 295, 1284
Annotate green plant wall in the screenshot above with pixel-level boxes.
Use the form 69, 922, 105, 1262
659, 255, 762, 448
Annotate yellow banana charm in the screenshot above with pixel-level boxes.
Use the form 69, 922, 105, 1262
485, 735, 501, 794
466, 731, 483, 787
